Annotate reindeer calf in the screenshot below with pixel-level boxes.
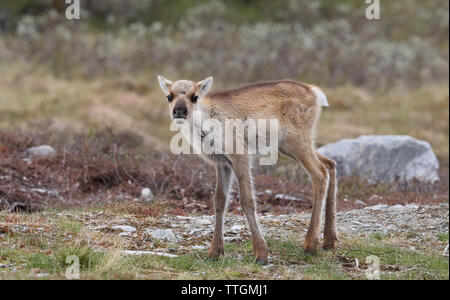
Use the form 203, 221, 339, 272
157, 76, 337, 263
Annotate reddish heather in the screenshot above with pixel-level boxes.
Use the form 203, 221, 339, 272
0, 129, 448, 214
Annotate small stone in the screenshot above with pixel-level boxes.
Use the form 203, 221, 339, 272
195, 219, 212, 225
141, 188, 154, 201
112, 225, 136, 232
176, 216, 193, 220
91, 225, 109, 231
229, 225, 244, 233
262, 264, 275, 269
147, 229, 178, 243
27, 145, 56, 160
192, 245, 207, 250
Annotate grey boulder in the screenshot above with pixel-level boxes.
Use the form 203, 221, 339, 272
317, 135, 439, 184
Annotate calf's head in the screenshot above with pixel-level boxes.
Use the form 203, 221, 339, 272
157, 76, 213, 124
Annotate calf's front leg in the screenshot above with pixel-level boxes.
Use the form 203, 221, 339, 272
230, 155, 269, 264
208, 163, 233, 259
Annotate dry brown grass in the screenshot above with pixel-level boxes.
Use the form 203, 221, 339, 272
1, 63, 449, 157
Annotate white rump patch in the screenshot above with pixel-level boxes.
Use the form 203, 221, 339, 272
311, 87, 329, 107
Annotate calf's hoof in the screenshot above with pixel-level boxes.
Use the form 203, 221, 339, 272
322, 236, 338, 250
207, 247, 224, 260
303, 239, 319, 255
255, 253, 269, 265
253, 240, 269, 265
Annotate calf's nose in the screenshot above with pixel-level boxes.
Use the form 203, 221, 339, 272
173, 106, 187, 119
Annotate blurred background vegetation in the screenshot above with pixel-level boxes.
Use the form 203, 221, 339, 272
0, 0, 448, 157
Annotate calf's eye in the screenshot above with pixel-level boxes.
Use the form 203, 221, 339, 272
191, 95, 198, 103
167, 94, 174, 102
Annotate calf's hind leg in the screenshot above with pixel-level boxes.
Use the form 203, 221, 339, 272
282, 139, 329, 254
317, 153, 338, 250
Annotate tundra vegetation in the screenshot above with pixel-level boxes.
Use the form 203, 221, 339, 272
0, 0, 448, 279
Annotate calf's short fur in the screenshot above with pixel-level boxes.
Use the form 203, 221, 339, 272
158, 76, 337, 263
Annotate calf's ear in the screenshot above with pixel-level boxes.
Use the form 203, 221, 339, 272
196, 77, 214, 97
157, 75, 173, 95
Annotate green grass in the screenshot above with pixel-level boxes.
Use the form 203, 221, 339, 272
55, 245, 105, 272
437, 232, 449, 242
28, 252, 56, 271
57, 219, 83, 236
302, 262, 350, 280
341, 239, 449, 280
371, 232, 391, 241
1, 236, 448, 280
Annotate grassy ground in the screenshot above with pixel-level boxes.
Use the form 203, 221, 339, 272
0, 204, 448, 280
